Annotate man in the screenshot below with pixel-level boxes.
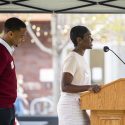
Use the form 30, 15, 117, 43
0, 17, 26, 125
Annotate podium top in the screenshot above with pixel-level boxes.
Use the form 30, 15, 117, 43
80, 78, 125, 110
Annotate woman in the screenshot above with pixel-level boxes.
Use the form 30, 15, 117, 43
57, 26, 101, 125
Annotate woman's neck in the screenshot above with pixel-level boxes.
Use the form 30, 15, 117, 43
73, 47, 85, 56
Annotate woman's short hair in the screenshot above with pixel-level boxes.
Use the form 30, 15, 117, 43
70, 25, 89, 47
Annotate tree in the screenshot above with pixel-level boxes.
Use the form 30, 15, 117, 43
26, 14, 69, 113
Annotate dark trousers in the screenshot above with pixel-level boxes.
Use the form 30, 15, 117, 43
0, 107, 15, 125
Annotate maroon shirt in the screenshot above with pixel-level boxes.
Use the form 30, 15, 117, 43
0, 42, 17, 108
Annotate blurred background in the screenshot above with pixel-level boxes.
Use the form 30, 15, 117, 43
1, 13, 125, 125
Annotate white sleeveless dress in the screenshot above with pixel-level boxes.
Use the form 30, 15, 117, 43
57, 52, 91, 125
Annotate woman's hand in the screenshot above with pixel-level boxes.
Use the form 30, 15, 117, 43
89, 84, 101, 93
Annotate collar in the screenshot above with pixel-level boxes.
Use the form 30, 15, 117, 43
0, 38, 14, 55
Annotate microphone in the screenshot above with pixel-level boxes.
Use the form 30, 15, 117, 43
103, 46, 125, 64
103, 46, 110, 52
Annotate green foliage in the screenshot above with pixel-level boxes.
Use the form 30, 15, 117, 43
68, 14, 125, 44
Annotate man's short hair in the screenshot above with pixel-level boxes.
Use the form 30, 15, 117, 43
4, 17, 26, 32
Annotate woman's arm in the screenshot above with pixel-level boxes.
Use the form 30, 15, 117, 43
61, 72, 101, 93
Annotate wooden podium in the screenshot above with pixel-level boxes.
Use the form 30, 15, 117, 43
80, 78, 125, 125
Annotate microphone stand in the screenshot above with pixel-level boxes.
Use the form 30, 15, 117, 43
109, 49, 125, 65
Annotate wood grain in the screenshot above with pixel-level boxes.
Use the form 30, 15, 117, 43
80, 78, 125, 125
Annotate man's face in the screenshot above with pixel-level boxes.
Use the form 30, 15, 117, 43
11, 28, 26, 47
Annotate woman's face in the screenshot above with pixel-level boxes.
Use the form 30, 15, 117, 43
78, 31, 93, 50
